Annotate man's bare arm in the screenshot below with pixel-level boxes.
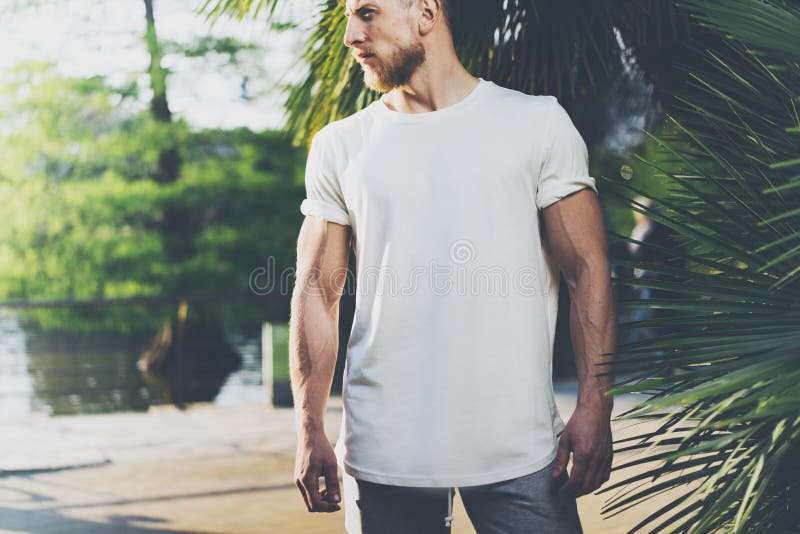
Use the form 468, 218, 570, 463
290, 215, 351, 513
541, 188, 616, 497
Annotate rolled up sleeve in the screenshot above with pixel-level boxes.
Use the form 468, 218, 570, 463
300, 128, 351, 226
535, 97, 598, 210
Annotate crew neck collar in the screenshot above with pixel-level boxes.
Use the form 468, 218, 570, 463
372, 78, 491, 123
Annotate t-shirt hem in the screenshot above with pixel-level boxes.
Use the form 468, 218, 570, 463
342, 447, 559, 488
300, 198, 351, 226
537, 179, 597, 210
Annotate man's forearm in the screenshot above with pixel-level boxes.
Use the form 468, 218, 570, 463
567, 262, 616, 413
289, 289, 340, 441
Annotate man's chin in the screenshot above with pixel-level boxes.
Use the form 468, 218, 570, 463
363, 72, 393, 94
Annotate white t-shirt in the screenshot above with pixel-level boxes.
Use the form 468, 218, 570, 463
300, 77, 597, 487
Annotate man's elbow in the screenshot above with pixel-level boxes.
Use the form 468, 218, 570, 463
292, 279, 343, 314
562, 252, 611, 295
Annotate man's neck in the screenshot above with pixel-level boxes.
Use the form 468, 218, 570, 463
381, 64, 480, 114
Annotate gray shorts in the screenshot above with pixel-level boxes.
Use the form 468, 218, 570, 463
343, 456, 583, 533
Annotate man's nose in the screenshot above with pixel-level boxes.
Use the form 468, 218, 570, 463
343, 19, 366, 48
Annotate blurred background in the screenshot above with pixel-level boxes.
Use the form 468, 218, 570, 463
1, 0, 798, 532
0, 0, 310, 419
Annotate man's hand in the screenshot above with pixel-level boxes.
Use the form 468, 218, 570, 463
552, 401, 613, 498
294, 432, 342, 513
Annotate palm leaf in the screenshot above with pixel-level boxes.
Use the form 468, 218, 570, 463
603, 0, 800, 531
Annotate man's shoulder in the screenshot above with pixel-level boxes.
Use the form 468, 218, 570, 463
314, 103, 376, 147
485, 82, 557, 117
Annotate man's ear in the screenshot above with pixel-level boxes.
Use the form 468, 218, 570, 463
416, 0, 443, 36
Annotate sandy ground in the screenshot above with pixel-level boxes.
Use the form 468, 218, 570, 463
0, 386, 690, 533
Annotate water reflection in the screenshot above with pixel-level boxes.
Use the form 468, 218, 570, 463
0, 312, 34, 418
0, 311, 262, 417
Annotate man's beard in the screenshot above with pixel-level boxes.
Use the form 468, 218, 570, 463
363, 40, 425, 93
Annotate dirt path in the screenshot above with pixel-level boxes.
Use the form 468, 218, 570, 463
0, 390, 688, 533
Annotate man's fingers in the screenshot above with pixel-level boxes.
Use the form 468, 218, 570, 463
551, 433, 571, 477
578, 444, 613, 496
323, 462, 342, 504
596, 450, 613, 489
588, 441, 613, 493
305, 473, 340, 512
296, 479, 313, 512
305, 473, 325, 511
580, 454, 604, 496
559, 456, 588, 498
588, 443, 614, 495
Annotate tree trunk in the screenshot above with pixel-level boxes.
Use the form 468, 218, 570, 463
144, 0, 171, 124
143, 0, 180, 185
141, 0, 197, 392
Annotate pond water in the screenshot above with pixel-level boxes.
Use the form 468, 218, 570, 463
0, 311, 265, 418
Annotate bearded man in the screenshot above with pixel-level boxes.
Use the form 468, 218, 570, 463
290, 1, 617, 532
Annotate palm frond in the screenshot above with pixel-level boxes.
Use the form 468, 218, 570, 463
678, 0, 800, 61
604, 0, 800, 531
196, 0, 278, 24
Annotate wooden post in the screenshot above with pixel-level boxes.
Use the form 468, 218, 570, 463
262, 322, 293, 407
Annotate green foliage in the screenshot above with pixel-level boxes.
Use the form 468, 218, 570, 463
681, 0, 800, 59
163, 36, 260, 66
600, 118, 696, 237
197, 0, 281, 23
598, 0, 800, 531
174, 35, 256, 56
0, 63, 306, 332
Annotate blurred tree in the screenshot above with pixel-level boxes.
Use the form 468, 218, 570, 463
0, 62, 305, 333
0, 0, 308, 407
144, 0, 172, 124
